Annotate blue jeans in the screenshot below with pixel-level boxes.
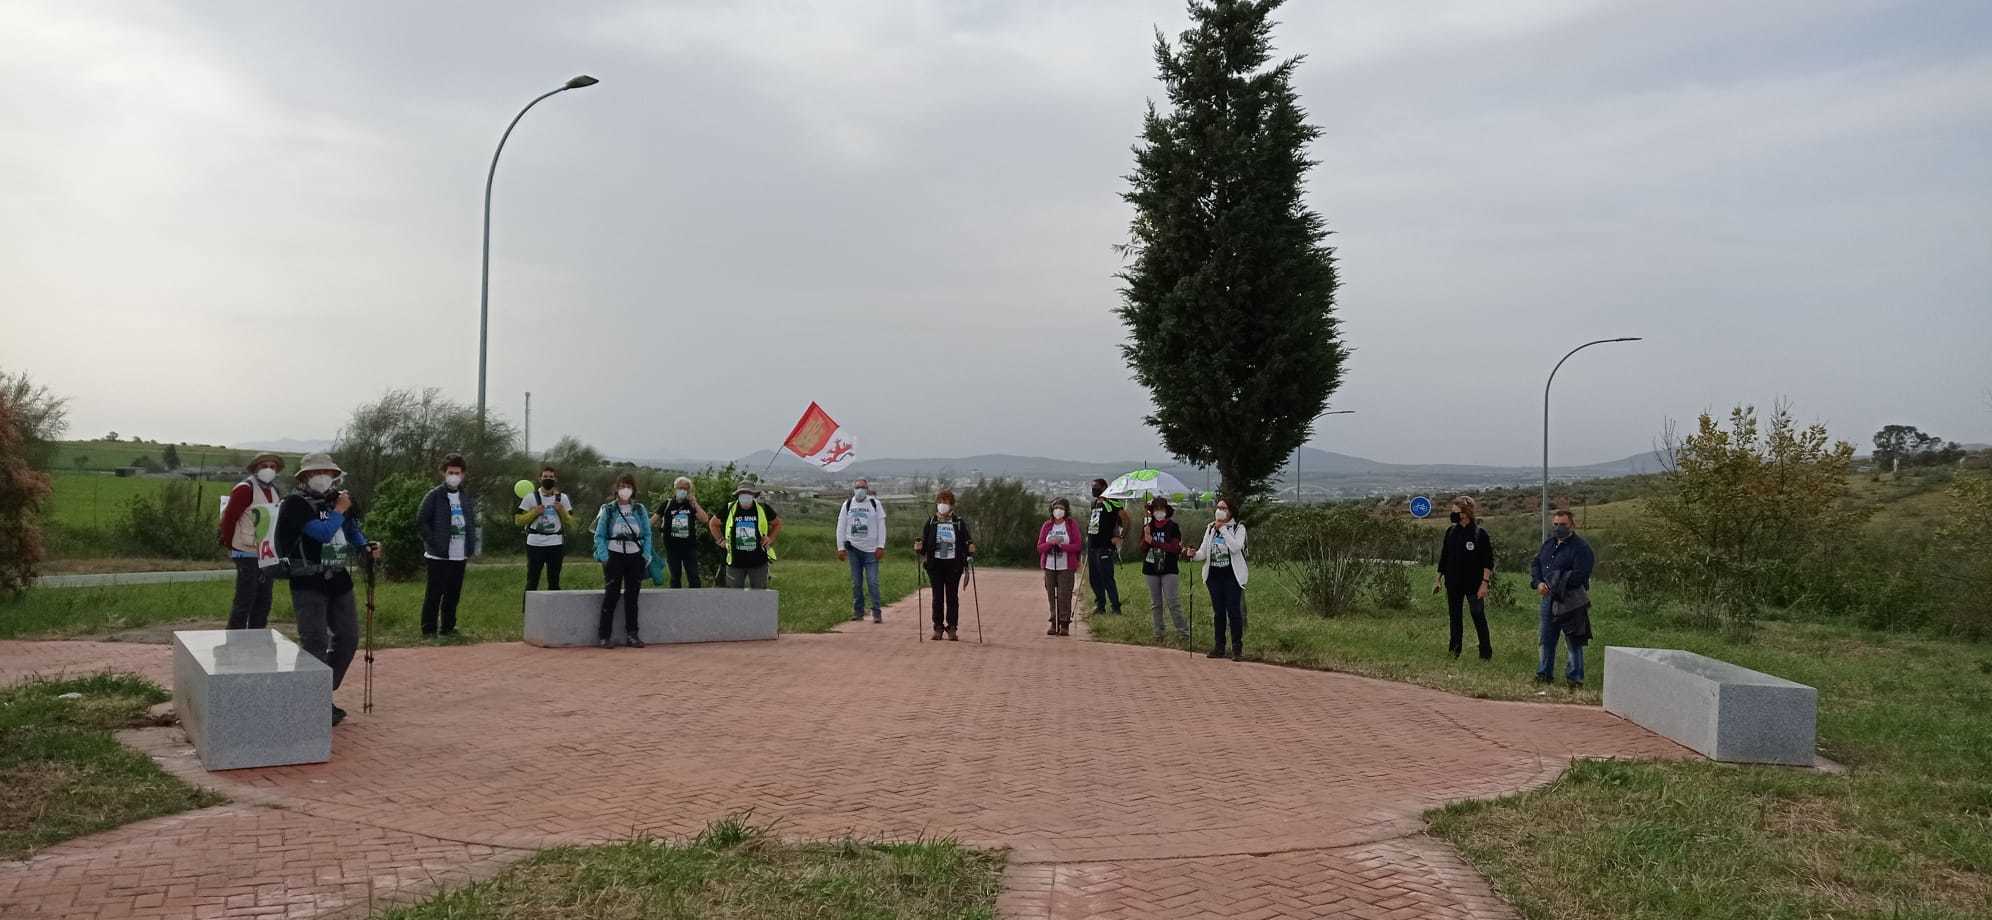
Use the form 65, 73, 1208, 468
848, 547, 882, 615
1537, 596, 1585, 682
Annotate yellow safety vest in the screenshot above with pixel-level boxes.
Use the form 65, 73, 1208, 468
722, 503, 777, 565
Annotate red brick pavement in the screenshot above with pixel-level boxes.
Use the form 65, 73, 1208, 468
0, 568, 1690, 918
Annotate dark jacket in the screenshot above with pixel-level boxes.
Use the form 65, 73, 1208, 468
1139, 518, 1184, 576
1437, 522, 1493, 588
1532, 533, 1596, 643
917, 516, 974, 570
273, 490, 369, 596
418, 485, 479, 559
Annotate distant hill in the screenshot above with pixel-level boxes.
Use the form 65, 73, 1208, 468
236, 438, 335, 454
718, 446, 1668, 496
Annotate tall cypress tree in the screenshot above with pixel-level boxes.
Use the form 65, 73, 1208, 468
1117, 0, 1344, 504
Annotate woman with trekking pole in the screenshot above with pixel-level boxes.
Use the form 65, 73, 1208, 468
913, 489, 975, 642
1037, 497, 1081, 636
1183, 495, 1249, 661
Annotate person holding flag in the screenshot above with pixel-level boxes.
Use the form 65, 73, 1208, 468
710, 482, 781, 589
836, 478, 887, 622
219, 452, 285, 629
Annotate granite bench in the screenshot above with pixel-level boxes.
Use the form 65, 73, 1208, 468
1602, 646, 1817, 766
523, 588, 778, 647
172, 629, 332, 771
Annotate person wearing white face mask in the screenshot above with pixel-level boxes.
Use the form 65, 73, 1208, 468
1138, 496, 1188, 645
651, 476, 710, 589
417, 453, 479, 638
1036, 497, 1082, 636
914, 489, 976, 641
592, 473, 655, 648
1183, 495, 1249, 661
836, 478, 887, 622
273, 453, 380, 726
219, 452, 286, 629
710, 482, 781, 589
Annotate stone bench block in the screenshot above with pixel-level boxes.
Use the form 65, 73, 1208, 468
1603, 646, 1817, 766
172, 629, 332, 771
524, 588, 778, 647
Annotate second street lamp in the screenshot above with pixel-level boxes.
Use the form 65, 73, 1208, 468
1294, 410, 1356, 502
476, 74, 599, 432
1540, 337, 1642, 540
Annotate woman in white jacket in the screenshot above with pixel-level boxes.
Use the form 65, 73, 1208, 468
1184, 495, 1249, 660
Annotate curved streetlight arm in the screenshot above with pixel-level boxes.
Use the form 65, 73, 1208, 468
1541, 337, 1642, 541
1293, 409, 1357, 501
477, 86, 572, 430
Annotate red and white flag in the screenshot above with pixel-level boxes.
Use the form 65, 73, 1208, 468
782, 402, 860, 472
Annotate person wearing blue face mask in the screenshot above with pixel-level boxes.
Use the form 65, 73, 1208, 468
1530, 509, 1595, 688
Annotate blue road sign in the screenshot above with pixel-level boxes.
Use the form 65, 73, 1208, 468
1409, 496, 1432, 518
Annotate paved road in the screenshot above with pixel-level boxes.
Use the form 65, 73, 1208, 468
0, 568, 1688, 919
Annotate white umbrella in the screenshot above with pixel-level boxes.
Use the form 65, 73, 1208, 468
1102, 469, 1190, 501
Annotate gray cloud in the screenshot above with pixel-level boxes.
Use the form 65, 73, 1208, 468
3, 0, 1987, 467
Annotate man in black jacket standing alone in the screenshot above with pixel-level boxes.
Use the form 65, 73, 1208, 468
418, 453, 478, 638
1435, 495, 1494, 660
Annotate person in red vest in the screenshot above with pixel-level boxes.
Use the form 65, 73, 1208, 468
218, 452, 285, 629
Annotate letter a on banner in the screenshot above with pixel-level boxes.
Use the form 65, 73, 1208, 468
782, 402, 860, 472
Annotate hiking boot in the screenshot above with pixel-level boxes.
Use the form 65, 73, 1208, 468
1048, 624, 1059, 636
872, 612, 883, 623
1231, 648, 1244, 661
625, 636, 645, 649
932, 629, 945, 641
947, 629, 960, 641
1206, 648, 1226, 659
1533, 674, 1553, 684
331, 706, 347, 726
1566, 679, 1584, 690
598, 638, 614, 649
851, 612, 865, 622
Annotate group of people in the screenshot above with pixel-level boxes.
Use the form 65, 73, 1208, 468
218, 450, 1601, 728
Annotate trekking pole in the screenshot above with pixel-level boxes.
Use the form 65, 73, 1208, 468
1185, 564, 1196, 657
362, 552, 377, 714
915, 557, 926, 642
969, 560, 984, 645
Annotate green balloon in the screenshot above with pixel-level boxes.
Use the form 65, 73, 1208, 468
514, 479, 534, 499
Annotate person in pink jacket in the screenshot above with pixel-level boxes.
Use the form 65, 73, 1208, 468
1037, 497, 1084, 636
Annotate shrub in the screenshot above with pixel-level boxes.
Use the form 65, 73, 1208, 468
956, 478, 1043, 567
0, 386, 60, 596
1369, 562, 1411, 611
1255, 506, 1421, 617
122, 481, 214, 560
363, 474, 431, 581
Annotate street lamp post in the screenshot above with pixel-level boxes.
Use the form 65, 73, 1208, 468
477, 74, 599, 432
1294, 410, 1356, 502
1541, 337, 1642, 540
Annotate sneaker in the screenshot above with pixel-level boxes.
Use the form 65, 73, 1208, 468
1048, 624, 1059, 636
1111, 605, 1124, 616
1152, 634, 1166, 643
1566, 679, 1584, 690
851, 612, 865, 622
1533, 674, 1553, 684
1206, 648, 1226, 659
947, 629, 960, 641
626, 636, 645, 649
1231, 648, 1244, 661
932, 629, 945, 641
598, 638, 614, 649
331, 706, 347, 726
872, 612, 883, 623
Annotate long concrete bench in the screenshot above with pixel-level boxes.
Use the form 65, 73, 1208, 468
523, 588, 778, 647
172, 629, 332, 771
1602, 647, 1817, 766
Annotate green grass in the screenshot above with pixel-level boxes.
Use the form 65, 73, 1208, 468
0, 559, 917, 644
1089, 562, 1992, 919
48, 439, 295, 474
44, 470, 233, 529
381, 815, 1002, 920
0, 673, 225, 859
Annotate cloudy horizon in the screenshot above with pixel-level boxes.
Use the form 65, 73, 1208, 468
3, 0, 1987, 468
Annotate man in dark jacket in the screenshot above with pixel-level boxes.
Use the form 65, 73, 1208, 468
1434, 495, 1494, 660
417, 453, 478, 637
1085, 478, 1127, 616
273, 452, 379, 726
1530, 509, 1595, 688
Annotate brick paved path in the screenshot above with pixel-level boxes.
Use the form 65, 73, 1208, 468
0, 568, 1688, 918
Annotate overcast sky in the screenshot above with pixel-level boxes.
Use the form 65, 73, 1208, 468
3, 0, 1988, 467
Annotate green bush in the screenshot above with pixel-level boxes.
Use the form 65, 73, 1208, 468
121, 481, 214, 560
1255, 506, 1421, 617
956, 478, 1043, 567
363, 474, 431, 581
1369, 561, 1411, 610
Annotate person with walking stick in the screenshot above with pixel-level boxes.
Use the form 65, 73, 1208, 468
273, 453, 381, 725
914, 489, 975, 642
1037, 498, 1082, 636
1183, 495, 1249, 661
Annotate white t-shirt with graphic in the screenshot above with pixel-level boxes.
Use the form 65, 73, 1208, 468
518, 491, 573, 548
447, 492, 467, 560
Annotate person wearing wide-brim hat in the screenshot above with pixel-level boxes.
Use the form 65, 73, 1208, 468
708, 482, 781, 589
219, 452, 286, 629
273, 452, 381, 726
